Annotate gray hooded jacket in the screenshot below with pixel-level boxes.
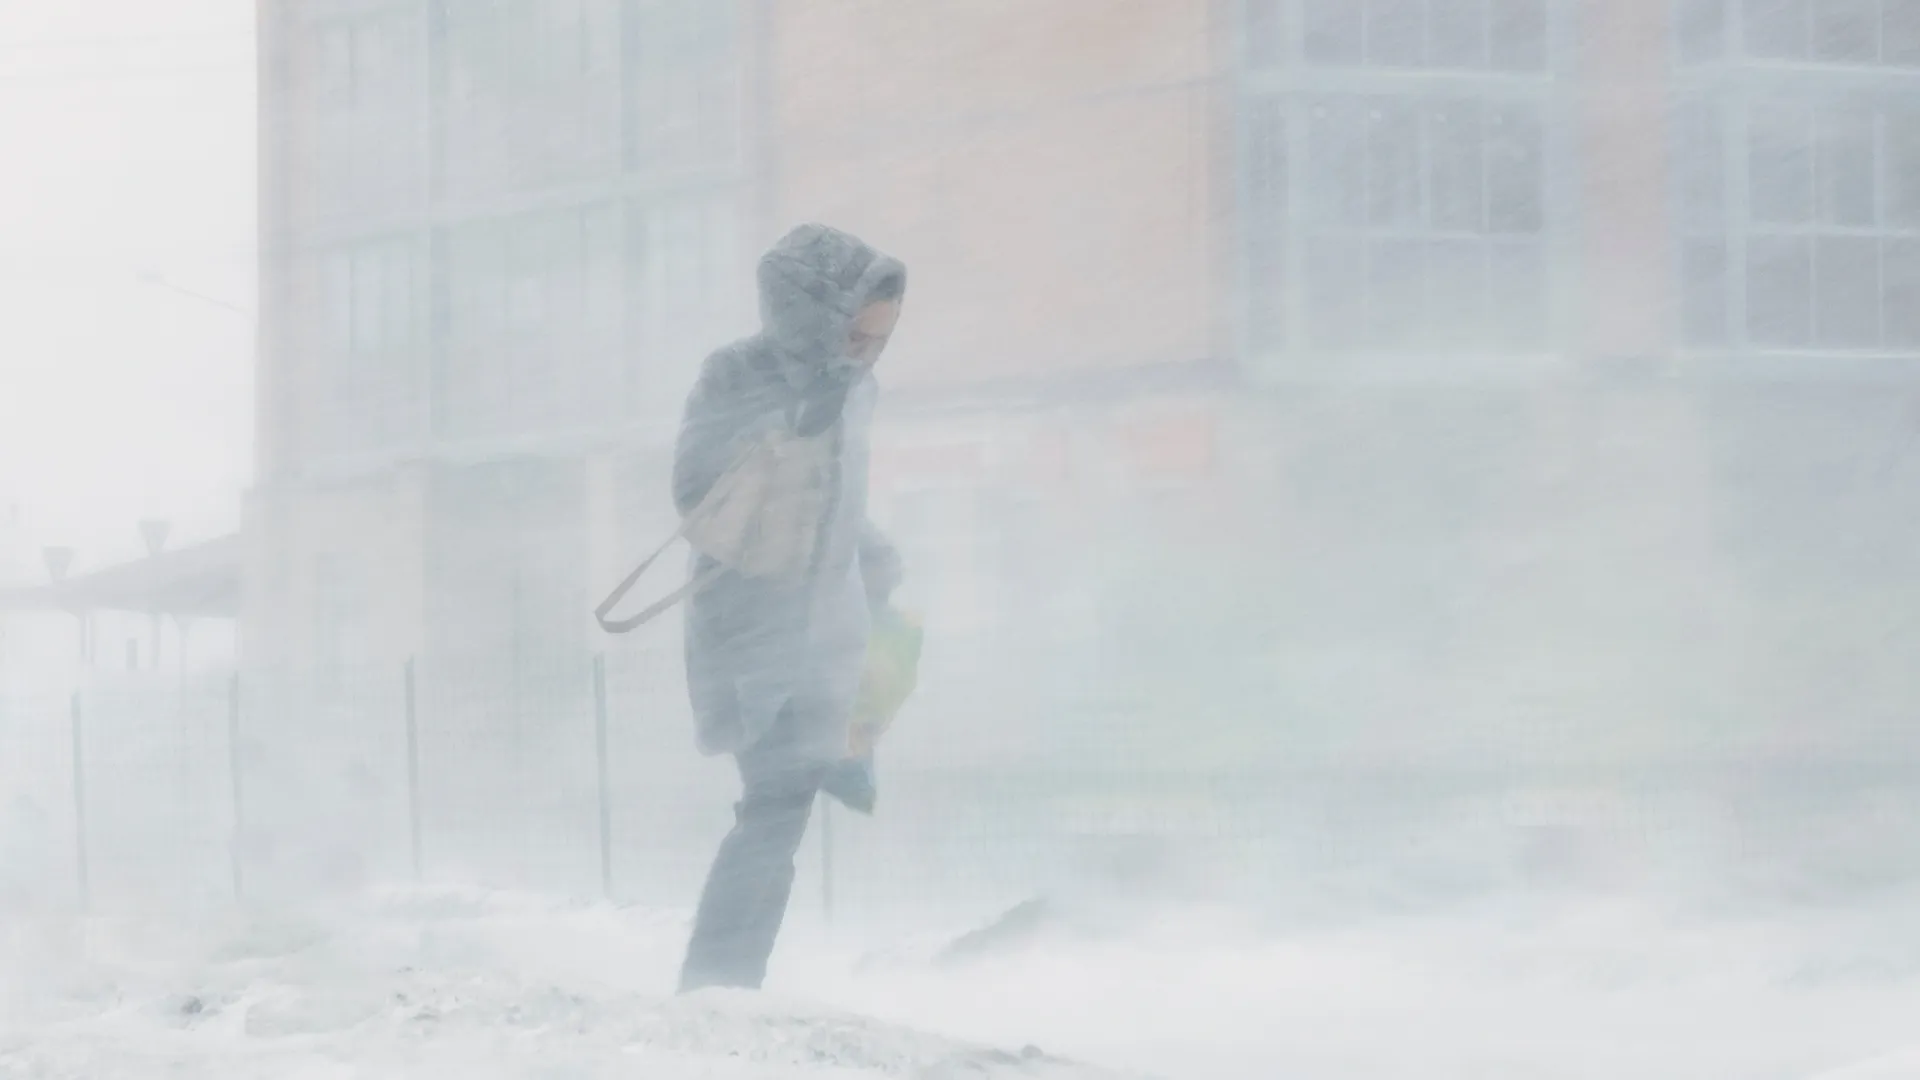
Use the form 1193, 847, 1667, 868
673, 224, 906, 764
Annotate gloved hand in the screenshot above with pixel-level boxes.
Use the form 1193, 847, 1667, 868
823, 606, 922, 816
821, 756, 877, 815
794, 366, 857, 437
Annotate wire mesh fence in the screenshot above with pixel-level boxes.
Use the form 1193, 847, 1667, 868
3, 630, 1919, 929
0, 673, 235, 913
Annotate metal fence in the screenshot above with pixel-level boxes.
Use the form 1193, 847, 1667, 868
4, 634, 1920, 930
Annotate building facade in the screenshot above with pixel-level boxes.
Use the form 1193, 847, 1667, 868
248, 0, 1920, 783
251, 0, 751, 681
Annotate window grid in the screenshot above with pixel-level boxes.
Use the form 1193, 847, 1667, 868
443, 0, 610, 100
318, 237, 425, 460
1239, 0, 1562, 359
1249, 0, 1553, 73
423, 193, 740, 444
293, 3, 748, 475
306, 8, 419, 113
1678, 0, 1920, 68
626, 191, 743, 418
624, 0, 739, 171
1675, 81, 1920, 352
437, 204, 624, 443
313, 553, 369, 704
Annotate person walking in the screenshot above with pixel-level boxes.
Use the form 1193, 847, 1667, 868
672, 223, 906, 993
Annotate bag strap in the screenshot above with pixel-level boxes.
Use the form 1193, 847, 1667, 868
595, 558, 723, 634
594, 426, 788, 634
593, 522, 726, 634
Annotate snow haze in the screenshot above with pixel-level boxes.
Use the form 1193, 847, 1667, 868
3, 2, 1920, 1078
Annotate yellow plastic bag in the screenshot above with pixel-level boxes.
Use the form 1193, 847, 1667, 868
848, 606, 924, 757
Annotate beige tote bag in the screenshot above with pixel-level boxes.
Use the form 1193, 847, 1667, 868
594, 428, 836, 634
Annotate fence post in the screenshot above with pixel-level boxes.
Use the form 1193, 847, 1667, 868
820, 798, 836, 930
70, 690, 89, 911
593, 654, 613, 900
405, 658, 423, 881
227, 673, 243, 902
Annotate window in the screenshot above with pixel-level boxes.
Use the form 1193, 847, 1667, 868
1679, 0, 1729, 60
303, 11, 423, 219
1369, 0, 1427, 67
1886, 103, 1920, 226
1818, 109, 1877, 226
1486, 102, 1545, 231
314, 554, 368, 701
625, 0, 739, 169
1294, 0, 1549, 71
1749, 104, 1815, 224
353, 242, 419, 355
307, 11, 416, 111
444, 0, 610, 99
1745, 0, 1809, 58
1745, 0, 1899, 62
436, 1, 619, 201
538, 0, 595, 82
438, 205, 621, 440
1892, 0, 1920, 62
369, 242, 415, 346
1682, 238, 1733, 344
1676, 99, 1732, 346
1432, 0, 1490, 66
1748, 234, 1815, 344
627, 192, 742, 414
1817, 0, 1883, 60
1748, 100, 1915, 348
316, 238, 422, 458
1301, 0, 1364, 64
312, 23, 354, 109
1245, 99, 1288, 352
1241, 2, 1558, 360
326, 240, 418, 358
1888, 238, 1920, 344
1489, 0, 1550, 69
1690, 0, 1920, 66
1678, 102, 1728, 226
1246, 0, 1286, 67
1276, 93, 1550, 351
1679, 93, 1920, 351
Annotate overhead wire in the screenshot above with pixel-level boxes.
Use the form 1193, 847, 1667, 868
0, 29, 251, 53
0, 65, 252, 87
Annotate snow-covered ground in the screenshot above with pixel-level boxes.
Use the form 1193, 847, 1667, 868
0, 888, 1133, 1080
2, 885, 1918, 1079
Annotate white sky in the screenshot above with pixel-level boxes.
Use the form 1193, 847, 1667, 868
0, 1, 255, 577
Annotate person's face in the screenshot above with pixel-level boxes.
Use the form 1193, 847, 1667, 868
846, 299, 901, 369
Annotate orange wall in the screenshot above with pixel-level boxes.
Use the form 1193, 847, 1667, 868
764, 0, 1223, 389
1576, 0, 1675, 362
765, 0, 1681, 383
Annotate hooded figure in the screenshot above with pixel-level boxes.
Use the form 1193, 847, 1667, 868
674, 224, 905, 993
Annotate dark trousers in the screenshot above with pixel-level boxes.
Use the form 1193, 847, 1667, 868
679, 703, 830, 992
